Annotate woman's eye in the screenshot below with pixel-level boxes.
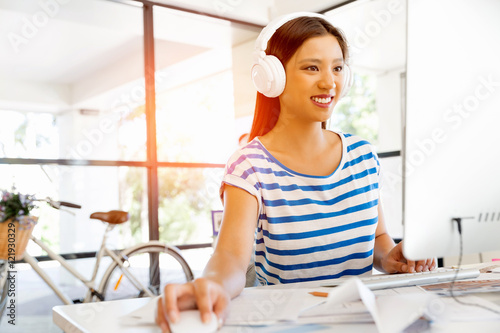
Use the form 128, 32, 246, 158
333, 66, 343, 72
305, 66, 319, 71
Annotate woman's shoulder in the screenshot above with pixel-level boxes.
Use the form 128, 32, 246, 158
225, 137, 266, 166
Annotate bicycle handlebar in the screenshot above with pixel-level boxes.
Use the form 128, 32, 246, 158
39, 198, 82, 210
59, 201, 82, 209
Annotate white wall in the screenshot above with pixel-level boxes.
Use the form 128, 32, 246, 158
376, 68, 403, 152
231, 39, 256, 119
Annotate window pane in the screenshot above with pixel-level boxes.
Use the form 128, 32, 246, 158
158, 167, 223, 245
153, 7, 258, 163
0, 0, 146, 161
155, 70, 236, 163
0, 164, 148, 254
329, 73, 379, 145
0, 111, 58, 159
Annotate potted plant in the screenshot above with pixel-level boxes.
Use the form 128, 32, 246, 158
0, 189, 38, 261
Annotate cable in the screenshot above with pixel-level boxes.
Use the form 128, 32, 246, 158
449, 218, 500, 315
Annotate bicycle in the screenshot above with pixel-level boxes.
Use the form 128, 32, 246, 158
0, 198, 194, 316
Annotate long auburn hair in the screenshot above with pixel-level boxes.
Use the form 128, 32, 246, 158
248, 16, 349, 141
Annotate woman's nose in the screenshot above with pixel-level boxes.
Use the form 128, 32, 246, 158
318, 72, 336, 90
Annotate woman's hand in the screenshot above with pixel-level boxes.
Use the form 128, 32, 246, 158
380, 241, 436, 274
155, 278, 230, 332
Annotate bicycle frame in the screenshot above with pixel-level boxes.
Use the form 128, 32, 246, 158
22, 224, 155, 305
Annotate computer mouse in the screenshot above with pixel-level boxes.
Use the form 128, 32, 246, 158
168, 310, 218, 333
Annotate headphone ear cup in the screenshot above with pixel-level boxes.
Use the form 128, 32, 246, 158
339, 64, 353, 99
251, 55, 286, 98
251, 60, 272, 96
264, 55, 286, 97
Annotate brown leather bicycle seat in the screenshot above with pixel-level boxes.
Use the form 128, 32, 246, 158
90, 211, 129, 224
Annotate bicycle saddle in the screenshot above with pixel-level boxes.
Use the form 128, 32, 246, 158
90, 210, 129, 224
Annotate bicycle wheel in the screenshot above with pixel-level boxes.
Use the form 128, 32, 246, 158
98, 243, 194, 301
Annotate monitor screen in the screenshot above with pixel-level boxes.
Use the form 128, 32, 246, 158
403, 0, 500, 260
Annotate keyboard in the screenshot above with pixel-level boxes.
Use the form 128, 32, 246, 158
321, 268, 480, 290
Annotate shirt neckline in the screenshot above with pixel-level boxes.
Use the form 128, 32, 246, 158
254, 130, 346, 179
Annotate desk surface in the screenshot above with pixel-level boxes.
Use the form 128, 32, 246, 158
53, 298, 161, 333
52, 298, 500, 333
53, 266, 500, 333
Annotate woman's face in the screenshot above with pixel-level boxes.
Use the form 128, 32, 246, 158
279, 34, 345, 125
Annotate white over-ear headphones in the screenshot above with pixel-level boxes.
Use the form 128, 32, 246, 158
251, 12, 353, 99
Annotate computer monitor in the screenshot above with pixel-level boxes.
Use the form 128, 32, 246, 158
402, 0, 500, 260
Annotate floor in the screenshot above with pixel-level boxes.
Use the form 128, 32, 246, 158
0, 247, 212, 333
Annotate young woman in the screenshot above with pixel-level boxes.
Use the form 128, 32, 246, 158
156, 13, 435, 331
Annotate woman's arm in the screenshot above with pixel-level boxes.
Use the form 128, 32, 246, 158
203, 184, 260, 297
373, 201, 436, 274
156, 185, 258, 330
373, 202, 396, 272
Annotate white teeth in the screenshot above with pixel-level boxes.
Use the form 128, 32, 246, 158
312, 96, 332, 104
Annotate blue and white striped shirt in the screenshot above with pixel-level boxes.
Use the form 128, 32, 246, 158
220, 131, 380, 285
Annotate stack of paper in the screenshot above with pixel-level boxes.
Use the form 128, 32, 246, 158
121, 276, 500, 332
226, 277, 437, 333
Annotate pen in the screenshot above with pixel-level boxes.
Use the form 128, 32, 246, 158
308, 291, 329, 297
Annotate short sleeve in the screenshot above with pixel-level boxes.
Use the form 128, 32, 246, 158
219, 148, 263, 214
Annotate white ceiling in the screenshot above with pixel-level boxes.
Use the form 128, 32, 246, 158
153, 0, 350, 25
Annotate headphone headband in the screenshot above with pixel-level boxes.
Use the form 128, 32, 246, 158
254, 12, 326, 57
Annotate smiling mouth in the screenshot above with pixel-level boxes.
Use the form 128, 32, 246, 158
311, 96, 333, 104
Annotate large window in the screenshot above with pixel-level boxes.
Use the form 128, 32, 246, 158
0, 0, 262, 254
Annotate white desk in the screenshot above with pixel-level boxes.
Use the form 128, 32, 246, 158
52, 298, 500, 333
53, 297, 378, 333
53, 298, 159, 333
53, 270, 500, 333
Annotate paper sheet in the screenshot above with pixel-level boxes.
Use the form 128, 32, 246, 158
295, 277, 437, 333
429, 295, 500, 322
